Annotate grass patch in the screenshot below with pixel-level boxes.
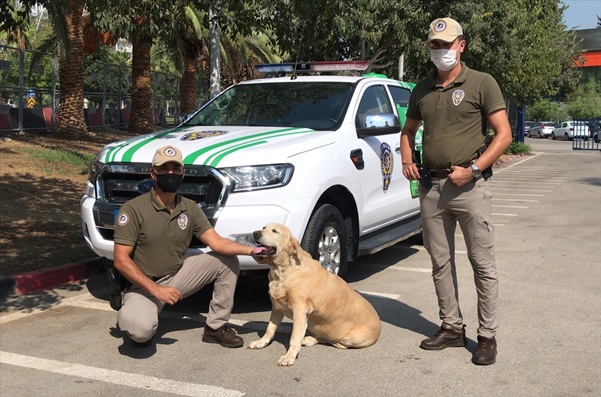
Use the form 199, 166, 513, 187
24, 147, 94, 175
505, 141, 532, 155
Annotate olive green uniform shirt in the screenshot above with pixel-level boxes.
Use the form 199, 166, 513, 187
407, 63, 506, 169
114, 190, 212, 278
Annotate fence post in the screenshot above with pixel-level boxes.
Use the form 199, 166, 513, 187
17, 49, 24, 133
102, 61, 107, 128
51, 53, 57, 131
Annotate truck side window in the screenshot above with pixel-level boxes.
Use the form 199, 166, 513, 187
355, 86, 392, 129
388, 86, 411, 128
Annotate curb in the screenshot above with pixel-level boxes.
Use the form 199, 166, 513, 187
0, 257, 105, 299
492, 153, 526, 168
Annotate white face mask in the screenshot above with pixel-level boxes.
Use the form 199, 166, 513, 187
430, 48, 458, 71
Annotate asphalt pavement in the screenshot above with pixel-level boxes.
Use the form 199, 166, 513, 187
1, 137, 599, 397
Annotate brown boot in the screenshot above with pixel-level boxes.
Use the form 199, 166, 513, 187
202, 324, 244, 348
420, 324, 467, 350
472, 336, 497, 365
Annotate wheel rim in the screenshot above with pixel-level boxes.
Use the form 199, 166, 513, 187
318, 225, 341, 274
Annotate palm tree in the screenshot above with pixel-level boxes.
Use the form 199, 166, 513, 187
45, 0, 88, 136
158, 4, 285, 115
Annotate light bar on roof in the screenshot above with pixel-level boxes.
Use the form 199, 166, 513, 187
255, 61, 369, 74
311, 61, 368, 71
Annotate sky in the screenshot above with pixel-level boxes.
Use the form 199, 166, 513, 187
562, 0, 600, 29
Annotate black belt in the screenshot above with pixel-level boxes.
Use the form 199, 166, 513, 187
429, 169, 452, 178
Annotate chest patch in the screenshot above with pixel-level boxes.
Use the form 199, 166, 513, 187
177, 213, 189, 230
452, 89, 465, 106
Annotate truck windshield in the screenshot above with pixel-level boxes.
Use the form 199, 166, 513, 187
185, 82, 355, 130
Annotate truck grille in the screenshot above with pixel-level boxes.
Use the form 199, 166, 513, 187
91, 163, 233, 247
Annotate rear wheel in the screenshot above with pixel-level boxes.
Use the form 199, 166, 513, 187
301, 204, 349, 277
564, 133, 570, 141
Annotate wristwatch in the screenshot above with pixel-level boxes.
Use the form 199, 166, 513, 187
470, 162, 482, 179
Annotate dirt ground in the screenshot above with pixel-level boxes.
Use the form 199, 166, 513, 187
0, 130, 129, 276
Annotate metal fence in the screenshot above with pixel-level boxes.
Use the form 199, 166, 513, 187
572, 117, 600, 151
0, 44, 181, 134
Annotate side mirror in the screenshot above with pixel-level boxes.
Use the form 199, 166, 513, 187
357, 113, 401, 137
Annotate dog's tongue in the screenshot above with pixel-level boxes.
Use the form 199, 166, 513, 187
252, 246, 270, 256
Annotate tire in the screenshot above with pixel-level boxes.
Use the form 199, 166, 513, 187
564, 133, 570, 141
301, 204, 349, 277
551, 132, 556, 140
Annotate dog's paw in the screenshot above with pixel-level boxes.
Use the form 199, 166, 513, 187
249, 339, 269, 349
301, 336, 319, 346
277, 354, 296, 366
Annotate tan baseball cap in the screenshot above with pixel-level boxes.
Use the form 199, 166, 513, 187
428, 18, 463, 43
152, 145, 184, 167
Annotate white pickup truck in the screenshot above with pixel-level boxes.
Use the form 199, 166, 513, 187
80, 62, 422, 277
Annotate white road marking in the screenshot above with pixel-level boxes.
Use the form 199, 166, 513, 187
493, 193, 546, 197
0, 292, 95, 325
491, 188, 550, 192
387, 266, 432, 273
493, 198, 539, 202
492, 205, 529, 209
0, 351, 244, 397
492, 213, 519, 217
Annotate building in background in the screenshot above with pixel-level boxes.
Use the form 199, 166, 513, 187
574, 28, 601, 83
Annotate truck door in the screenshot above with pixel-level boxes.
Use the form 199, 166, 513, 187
353, 84, 412, 234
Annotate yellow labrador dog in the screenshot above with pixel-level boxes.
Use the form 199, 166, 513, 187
249, 223, 381, 366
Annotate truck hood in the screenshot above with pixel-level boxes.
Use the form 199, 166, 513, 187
98, 125, 335, 167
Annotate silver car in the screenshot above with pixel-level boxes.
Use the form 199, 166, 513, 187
529, 121, 556, 138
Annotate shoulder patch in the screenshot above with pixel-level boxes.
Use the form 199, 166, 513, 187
117, 213, 129, 226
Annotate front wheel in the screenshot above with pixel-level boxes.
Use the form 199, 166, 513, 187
301, 204, 349, 277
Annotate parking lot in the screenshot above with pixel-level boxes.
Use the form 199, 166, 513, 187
1, 139, 600, 397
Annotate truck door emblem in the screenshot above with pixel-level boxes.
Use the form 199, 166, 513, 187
380, 143, 393, 192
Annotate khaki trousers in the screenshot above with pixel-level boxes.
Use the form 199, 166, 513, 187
117, 252, 239, 343
419, 177, 498, 338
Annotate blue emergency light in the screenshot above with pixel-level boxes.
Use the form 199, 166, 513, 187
255, 61, 369, 74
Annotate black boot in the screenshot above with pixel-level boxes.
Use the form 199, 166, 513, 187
472, 336, 497, 365
420, 324, 467, 350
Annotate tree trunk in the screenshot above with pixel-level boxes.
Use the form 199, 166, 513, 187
57, 0, 88, 136
130, 29, 153, 134
179, 40, 200, 115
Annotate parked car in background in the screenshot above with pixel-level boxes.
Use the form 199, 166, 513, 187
529, 121, 556, 138
555, 121, 589, 141
524, 121, 535, 136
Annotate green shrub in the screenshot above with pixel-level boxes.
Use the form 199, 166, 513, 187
504, 142, 531, 155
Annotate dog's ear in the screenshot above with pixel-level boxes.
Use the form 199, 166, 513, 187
290, 235, 303, 265
290, 235, 300, 253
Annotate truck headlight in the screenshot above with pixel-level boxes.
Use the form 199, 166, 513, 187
220, 164, 294, 192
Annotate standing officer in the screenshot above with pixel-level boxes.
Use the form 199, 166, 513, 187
400, 17, 512, 365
